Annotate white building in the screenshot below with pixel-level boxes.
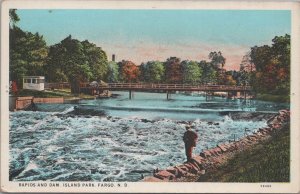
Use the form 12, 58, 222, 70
23, 76, 45, 91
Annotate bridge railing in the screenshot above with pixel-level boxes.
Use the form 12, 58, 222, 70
100, 83, 251, 90
47, 82, 251, 91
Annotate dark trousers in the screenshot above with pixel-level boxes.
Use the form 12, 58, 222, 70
185, 144, 193, 161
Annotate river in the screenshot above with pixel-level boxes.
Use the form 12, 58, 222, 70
9, 91, 289, 181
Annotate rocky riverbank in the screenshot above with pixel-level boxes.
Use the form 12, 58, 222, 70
142, 109, 290, 182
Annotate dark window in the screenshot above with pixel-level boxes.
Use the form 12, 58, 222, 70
37, 79, 45, 84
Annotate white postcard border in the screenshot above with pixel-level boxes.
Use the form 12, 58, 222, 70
1, 0, 300, 193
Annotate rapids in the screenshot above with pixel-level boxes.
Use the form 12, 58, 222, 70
9, 91, 288, 181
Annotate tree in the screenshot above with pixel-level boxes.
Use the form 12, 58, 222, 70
182, 60, 202, 84
209, 51, 226, 70
119, 60, 140, 82
46, 35, 92, 93
271, 34, 290, 94
250, 45, 272, 72
165, 57, 182, 84
139, 62, 149, 82
107, 61, 119, 82
199, 60, 217, 84
141, 61, 165, 83
240, 52, 255, 86
208, 51, 226, 85
9, 9, 20, 28
240, 52, 255, 72
224, 74, 237, 86
10, 27, 48, 86
250, 34, 290, 95
81, 40, 108, 81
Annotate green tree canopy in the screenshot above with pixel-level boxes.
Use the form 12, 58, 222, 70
107, 61, 119, 83
182, 60, 202, 84
199, 60, 217, 84
46, 35, 92, 93
81, 40, 108, 81
141, 61, 165, 83
10, 27, 48, 86
139, 62, 149, 83
9, 9, 20, 27
250, 34, 290, 94
209, 51, 226, 70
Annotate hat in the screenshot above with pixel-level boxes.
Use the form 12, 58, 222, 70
185, 125, 192, 130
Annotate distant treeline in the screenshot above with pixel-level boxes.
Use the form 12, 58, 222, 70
9, 9, 290, 95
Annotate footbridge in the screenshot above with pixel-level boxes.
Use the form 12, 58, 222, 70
79, 83, 252, 100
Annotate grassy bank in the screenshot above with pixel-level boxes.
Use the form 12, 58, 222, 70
255, 93, 290, 103
198, 123, 290, 182
17, 89, 95, 99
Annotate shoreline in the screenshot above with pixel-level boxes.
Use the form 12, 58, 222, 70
142, 109, 290, 182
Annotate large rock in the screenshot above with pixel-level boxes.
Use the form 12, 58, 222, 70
143, 176, 164, 182
166, 167, 178, 176
184, 163, 199, 174
217, 144, 228, 152
190, 160, 204, 171
174, 166, 187, 177
154, 170, 176, 180
193, 156, 204, 163
200, 150, 212, 158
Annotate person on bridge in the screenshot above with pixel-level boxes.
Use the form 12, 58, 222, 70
183, 125, 198, 162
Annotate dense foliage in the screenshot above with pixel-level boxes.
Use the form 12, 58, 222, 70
9, 27, 48, 86
46, 35, 108, 93
118, 60, 140, 83
250, 34, 290, 95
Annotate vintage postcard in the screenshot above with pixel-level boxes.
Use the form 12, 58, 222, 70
1, 0, 300, 193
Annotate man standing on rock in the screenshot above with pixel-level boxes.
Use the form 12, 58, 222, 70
183, 125, 198, 162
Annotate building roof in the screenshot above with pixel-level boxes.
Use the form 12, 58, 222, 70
23, 76, 45, 79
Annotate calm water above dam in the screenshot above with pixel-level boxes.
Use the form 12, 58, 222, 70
9, 91, 289, 181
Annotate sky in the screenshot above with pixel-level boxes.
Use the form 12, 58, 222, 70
16, 9, 291, 70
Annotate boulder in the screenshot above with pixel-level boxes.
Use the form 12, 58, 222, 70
166, 167, 178, 176
208, 148, 222, 157
190, 160, 204, 170
240, 139, 251, 146
217, 144, 227, 152
208, 121, 214, 125
141, 119, 152, 123
154, 170, 176, 180
174, 166, 186, 177
200, 150, 212, 158
232, 142, 243, 150
224, 143, 236, 152
176, 165, 189, 172
142, 176, 164, 182
184, 163, 199, 174
246, 136, 255, 141
192, 156, 205, 167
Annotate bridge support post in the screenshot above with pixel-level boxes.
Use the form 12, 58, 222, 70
244, 91, 247, 100
129, 90, 134, 100
167, 91, 171, 100
205, 92, 207, 101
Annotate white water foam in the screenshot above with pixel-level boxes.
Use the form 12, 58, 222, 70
10, 92, 287, 181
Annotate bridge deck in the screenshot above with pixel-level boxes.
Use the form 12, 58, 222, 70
80, 83, 252, 92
